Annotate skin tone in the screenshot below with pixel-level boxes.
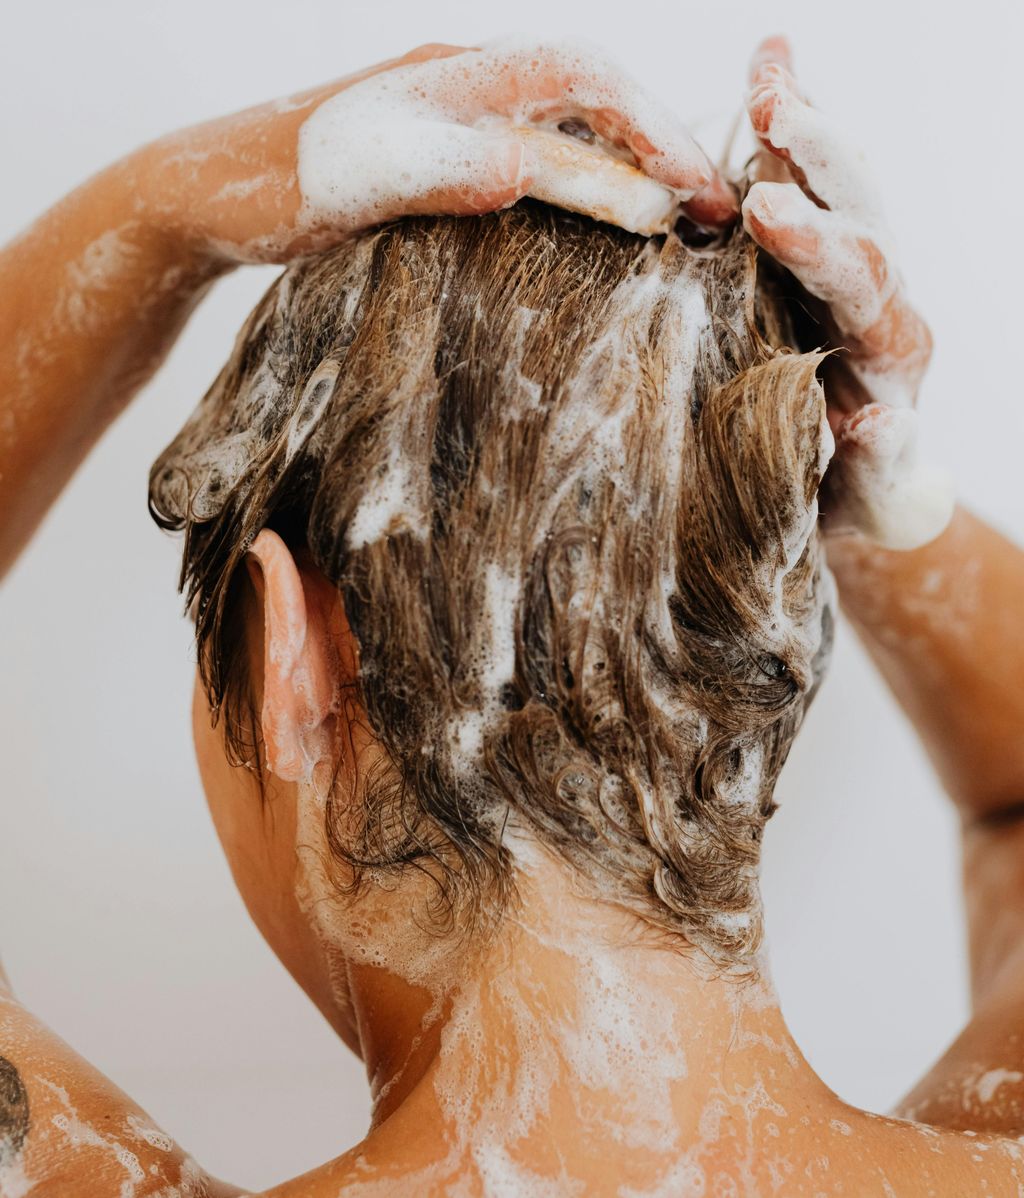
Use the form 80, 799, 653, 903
3, 31, 1024, 1197
741, 41, 953, 552
0, 38, 733, 582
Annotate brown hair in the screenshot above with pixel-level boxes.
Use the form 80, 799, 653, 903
150, 200, 833, 961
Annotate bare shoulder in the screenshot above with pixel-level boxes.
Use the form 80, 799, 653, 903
251, 1130, 1024, 1198
251, 1099, 466, 1198
249, 1106, 1024, 1198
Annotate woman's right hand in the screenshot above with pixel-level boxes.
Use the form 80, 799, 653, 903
740, 36, 953, 550
136, 38, 736, 265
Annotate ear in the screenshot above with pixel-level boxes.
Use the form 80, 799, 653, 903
246, 529, 341, 782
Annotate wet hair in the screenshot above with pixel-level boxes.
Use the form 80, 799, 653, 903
150, 200, 834, 961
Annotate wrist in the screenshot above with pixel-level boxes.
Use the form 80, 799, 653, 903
121, 140, 241, 276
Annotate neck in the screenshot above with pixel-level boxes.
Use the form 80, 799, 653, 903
340, 847, 829, 1188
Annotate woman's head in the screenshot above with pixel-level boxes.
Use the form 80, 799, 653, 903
151, 201, 833, 975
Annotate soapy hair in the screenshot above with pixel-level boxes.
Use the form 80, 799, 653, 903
150, 201, 833, 961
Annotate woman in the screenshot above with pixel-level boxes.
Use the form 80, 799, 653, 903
2, 34, 1023, 1198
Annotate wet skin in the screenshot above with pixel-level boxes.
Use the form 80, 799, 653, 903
4, 33, 1024, 1198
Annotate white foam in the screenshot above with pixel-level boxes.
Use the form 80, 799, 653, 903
297, 36, 707, 236
285, 358, 341, 460
743, 74, 955, 553
753, 71, 883, 222
720, 743, 766, 809
829, 406, 955, 550
975, 1068, 1024, 1105
480, 562, 520, 694
65, 229, 137, 312
39, 1078, 150, 1196
347, 441, 425, 550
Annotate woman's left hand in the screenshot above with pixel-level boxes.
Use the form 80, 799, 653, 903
740, 36, 952, 550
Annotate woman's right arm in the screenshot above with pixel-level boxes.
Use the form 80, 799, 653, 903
739, 38, 1024, 820
742, 37, 1024, 1134
0, 37, 732, 583
826, 514, 1024, 1016
829, 511, 1024, 1135
826, 513, 1024, 827
0, 43, 514, 579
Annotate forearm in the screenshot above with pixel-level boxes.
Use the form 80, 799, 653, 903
0, 156, 229, 579
0, 988, 241, 1197
827, 506, 1024, 819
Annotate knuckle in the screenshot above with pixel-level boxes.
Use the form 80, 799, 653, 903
747, 87, 783, 138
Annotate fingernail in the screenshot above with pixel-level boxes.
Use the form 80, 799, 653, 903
502, 136, 531, 192
748, 185, 775, 219
688, 173, 739, 226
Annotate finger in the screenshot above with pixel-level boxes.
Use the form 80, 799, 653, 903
745, 42, 802, 193
512, 126, 731, 234
563, 83, 736, 219
478, 39, 738, 222
746, 64, 819, 202
742, 182, 884, 331
685, 173, 741, 228
372, 127, 532, 220
823, 405, 954, 549
748, 34, 793, 85
299, 116, 531, 230
748, 140, 795, 189
742, 182, 931, 406
516, 127, 678, 234
746, 67, 881, 222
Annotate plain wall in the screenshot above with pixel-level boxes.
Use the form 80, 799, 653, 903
1, 1, 1021, 1189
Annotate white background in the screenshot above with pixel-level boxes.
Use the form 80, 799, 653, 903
1, 0, 1021, 1190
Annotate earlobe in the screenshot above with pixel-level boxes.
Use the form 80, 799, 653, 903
246, 529, 339, 782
